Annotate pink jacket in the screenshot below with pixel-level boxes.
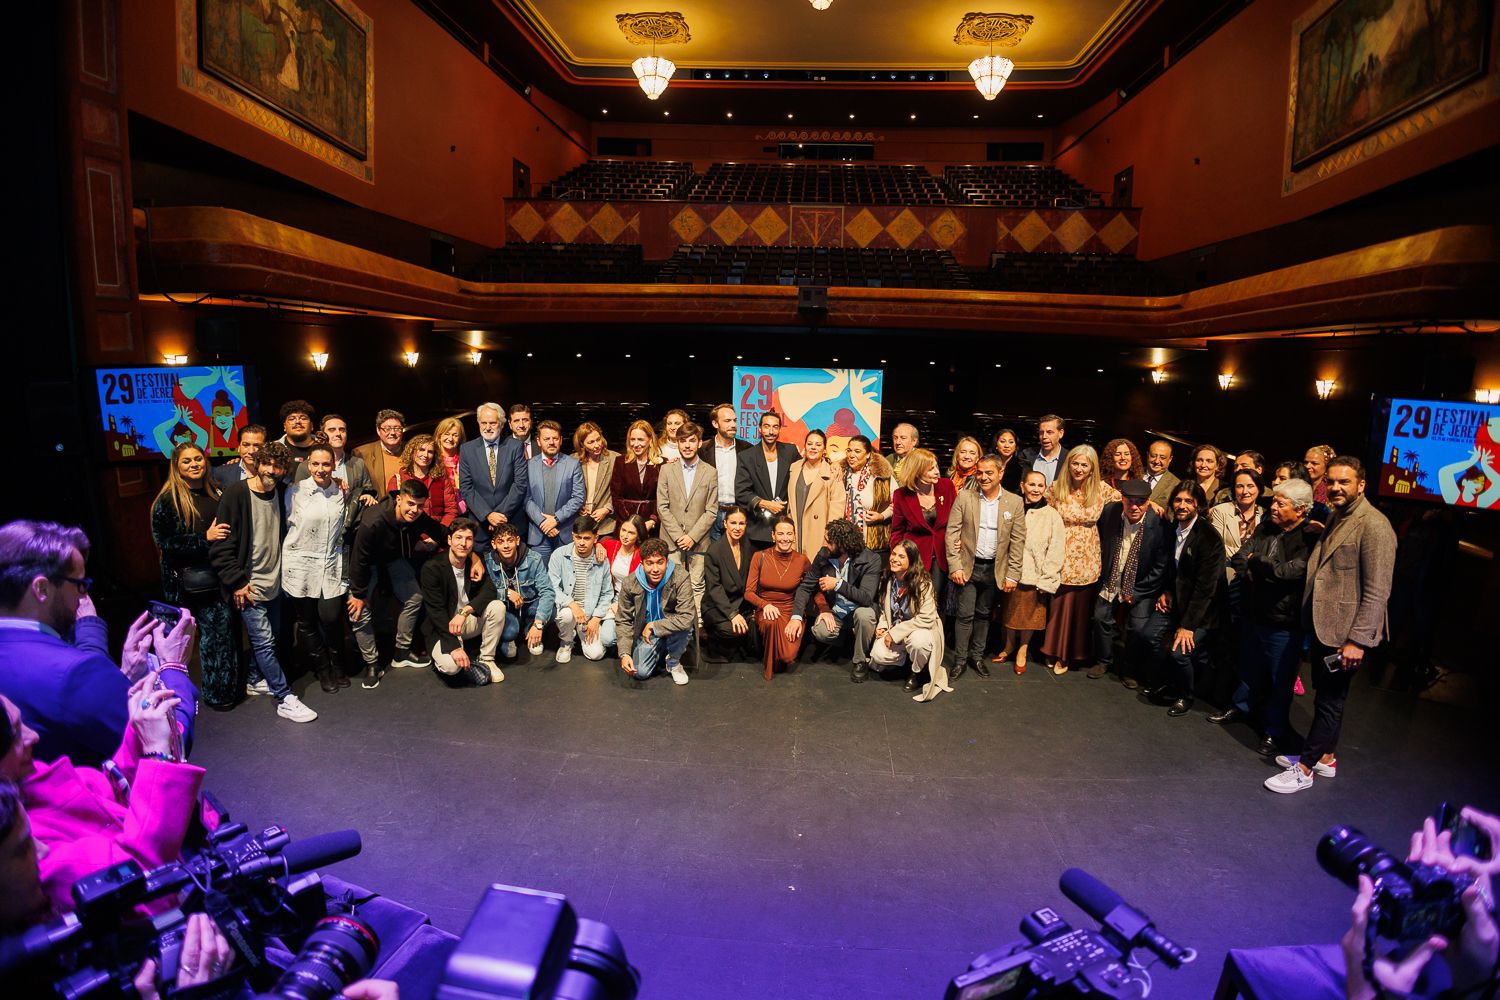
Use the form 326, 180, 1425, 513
24, 728, 205, 913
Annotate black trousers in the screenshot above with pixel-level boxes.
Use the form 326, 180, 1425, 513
1302, 641, 1355, 762
705, 614, 762, 656
954, 558, 998, 664
291, 595, 347, 673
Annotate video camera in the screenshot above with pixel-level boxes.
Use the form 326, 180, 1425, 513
0, 821, 365, 999
945, 869, 1195, 999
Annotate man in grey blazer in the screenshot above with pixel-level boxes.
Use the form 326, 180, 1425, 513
946, 454, 1026, 678
657, 421, 718, 620
1266, 456, 1395, 795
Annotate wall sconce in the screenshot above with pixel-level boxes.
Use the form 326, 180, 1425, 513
310, 352, 329, 372
1315, 378, 1337, 400
1476, 388, 1500, 404
162, 354, 188, 366
403, 351, 420, 368
1150, 369, 1166, 385
1217, 373, 1234, 390
468, 351, 483, 365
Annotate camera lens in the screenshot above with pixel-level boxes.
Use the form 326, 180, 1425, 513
264, 915, 380, 1000
1317, 825, 1404, 888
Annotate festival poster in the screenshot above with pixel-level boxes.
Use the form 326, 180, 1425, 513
1378, 398, 1500, 509
733, 366, 883, 453
96, 365, 251, 462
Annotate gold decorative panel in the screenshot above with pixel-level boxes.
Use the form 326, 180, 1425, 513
884, 208, 925, 249
1053, 212, 1096, 253
750, 207, 789, 245
845, 209, 883, 248
1009, 211, 1052, 252
710, 207, 749, 243
669, 207, 707, 243
954, 12, 1035, 47
616, 12, 691, 45
1097, 213, 1139, 254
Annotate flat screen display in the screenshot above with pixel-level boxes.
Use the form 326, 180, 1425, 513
96, 365, 252, 462
1376, 396, 1500, 509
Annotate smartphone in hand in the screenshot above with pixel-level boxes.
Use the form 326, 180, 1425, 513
147, 600, 182, 629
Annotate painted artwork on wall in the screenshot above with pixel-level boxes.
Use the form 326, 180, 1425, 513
1289, 0, 1492, 170
198, 0, 370, 159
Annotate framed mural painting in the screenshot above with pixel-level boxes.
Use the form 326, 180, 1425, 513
198, 0, 370, 160
1289, 0, 1491, 171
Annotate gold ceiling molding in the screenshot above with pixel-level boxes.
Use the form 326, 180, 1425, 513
616, 12, 691, 46
954, 12, 1035, 48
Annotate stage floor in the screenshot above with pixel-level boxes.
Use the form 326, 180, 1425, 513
192, 653, 1499, 999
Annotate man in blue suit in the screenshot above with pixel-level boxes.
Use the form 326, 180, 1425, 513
0, 520, 197, 766
525, 420, 586, 566
458, 402, 528, 542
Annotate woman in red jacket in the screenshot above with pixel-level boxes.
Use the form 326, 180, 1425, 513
890, 447, 956, 610
387, 433, 458, 525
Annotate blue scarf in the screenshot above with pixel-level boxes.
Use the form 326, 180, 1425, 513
634, 560, 676, 623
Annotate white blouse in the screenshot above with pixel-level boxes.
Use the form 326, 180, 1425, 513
281, 479, 349, 599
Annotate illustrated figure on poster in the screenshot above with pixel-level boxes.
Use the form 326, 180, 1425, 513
176, 366, 249, 456
152, 406, 209, 458
1437, 448, 1500, 508
772, 369, 881, 453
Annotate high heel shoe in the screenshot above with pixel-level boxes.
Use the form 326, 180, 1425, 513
1050, 662, 1068, 676
990, 650, 1011, 664
1014, 644, 1028, 675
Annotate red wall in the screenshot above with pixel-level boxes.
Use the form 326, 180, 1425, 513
1054, 0, 1500, 260
122, 0, 589, 247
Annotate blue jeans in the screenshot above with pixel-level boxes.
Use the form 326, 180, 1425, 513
240, 596, 292, 699
709, 507, 733, 541
1236, 623, 1303, 743
631, 629, 692, 679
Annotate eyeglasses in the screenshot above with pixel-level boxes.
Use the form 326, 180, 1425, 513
52, 575, 92, 593
379, 423, 404, 433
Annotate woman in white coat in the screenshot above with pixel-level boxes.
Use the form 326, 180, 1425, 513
995, 470, 1065, 675
870, 539, 949, 702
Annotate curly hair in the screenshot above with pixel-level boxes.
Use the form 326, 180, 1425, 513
824, 518, 865, 557
1102, 438, 1144, 482
398, 434, 438, 478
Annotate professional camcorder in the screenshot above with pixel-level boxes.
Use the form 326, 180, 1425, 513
0, 821, 366, 999
945, 868, 1195, 999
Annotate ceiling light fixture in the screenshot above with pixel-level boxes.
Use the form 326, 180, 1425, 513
957, 12, 1031, 101
809, 0, 833, 9
1474, 388, 1499, 403
1218, 372, 1234, 391
468, 351, 483, 365
1151, 369, 1166, 385
619, 12, 689, 101
310, 352, 329, 371
403, 351, 420, 368
1315, 378, 1337, 400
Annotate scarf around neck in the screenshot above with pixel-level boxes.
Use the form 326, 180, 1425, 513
634, 560, 676, 622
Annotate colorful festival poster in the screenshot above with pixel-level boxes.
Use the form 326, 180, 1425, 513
1378, 398, 1500, 509
733, 366, 883, 453
96, 365, 251, 462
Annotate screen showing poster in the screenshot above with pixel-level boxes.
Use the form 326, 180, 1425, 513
733, 366, 883, 452
1377, 397, 1500, 509
96, 365, 252, 462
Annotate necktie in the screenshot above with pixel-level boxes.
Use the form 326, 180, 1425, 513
487, 443, 497, 487
1119, 526, 1143, 603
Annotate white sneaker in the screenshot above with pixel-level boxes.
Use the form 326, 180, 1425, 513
501, 641, 518, 659
668, 663, 689, 686
246, 679, 272, 697
276, 694, 318, 723
555, 644, 573, 664
1264, 764, 1315, 794
1274, 754, 1337, 777
528, 641, 544, 657
480, 660, 505, 683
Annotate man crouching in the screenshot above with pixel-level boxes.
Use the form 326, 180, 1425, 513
420, 517, 505, 686
617, 538, 696, 686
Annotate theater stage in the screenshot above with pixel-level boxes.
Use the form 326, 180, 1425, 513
191, 655, 1498, 998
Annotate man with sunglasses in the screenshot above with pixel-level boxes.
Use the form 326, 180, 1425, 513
0, 520, 198, 766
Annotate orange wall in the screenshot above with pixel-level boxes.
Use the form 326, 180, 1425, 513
589, 122, 1053, 174
122, 0, 589, 247
1054, 0, 1500, 260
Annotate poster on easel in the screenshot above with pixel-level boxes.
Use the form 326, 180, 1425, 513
1377, 397, 1500, 509
733, 366, 883, 454
96, 365, 252, 462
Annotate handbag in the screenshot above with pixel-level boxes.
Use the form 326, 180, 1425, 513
177, 564, 220, 594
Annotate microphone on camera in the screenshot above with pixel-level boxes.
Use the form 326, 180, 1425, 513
245, 829, 363, 878
0, 913, 82, 974
1059, 868, 1195, 968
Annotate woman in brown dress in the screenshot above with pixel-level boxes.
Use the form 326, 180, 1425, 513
609, 419, 662, 534
996, 470, 1066, 674
745, 517, 812, 680
1038, 445, 1121, 675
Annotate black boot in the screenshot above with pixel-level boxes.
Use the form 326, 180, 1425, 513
317, 660, 338, 694
850, 662, 868, 684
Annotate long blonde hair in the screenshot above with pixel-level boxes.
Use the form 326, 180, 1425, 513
1048, 444, 1103, 508
625, 419, 663, 465
948, 436, 981, 480
154, 443, 220, 530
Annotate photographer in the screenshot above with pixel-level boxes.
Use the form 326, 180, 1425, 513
0, 520, 198, 766
1, 676, 203, 913
1341, 808, 1500, 1000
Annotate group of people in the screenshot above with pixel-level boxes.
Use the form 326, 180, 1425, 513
130, 395, 1397, 793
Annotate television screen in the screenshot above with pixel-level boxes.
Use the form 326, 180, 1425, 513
96, 365, 252, 462
1376, 396, 1500, 509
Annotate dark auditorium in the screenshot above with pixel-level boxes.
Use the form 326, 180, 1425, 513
7, 1, 1500, 997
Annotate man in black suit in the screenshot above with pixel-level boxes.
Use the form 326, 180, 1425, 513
1087, 478, 1172, 689
508, 403, 540, 462
419, 517, 504, 687
458, 402, 529, 541
211, 423, 266, 491
700, 403, 754, 541
1150, 481, 1225, 716
789, 518, 882, 679
734, 410, 800, 549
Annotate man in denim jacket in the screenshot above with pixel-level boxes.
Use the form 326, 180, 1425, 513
547, 516, 616, 663
481, 522, 555, 661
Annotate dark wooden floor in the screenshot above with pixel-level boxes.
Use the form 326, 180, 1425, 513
191, 652, 1500, 999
